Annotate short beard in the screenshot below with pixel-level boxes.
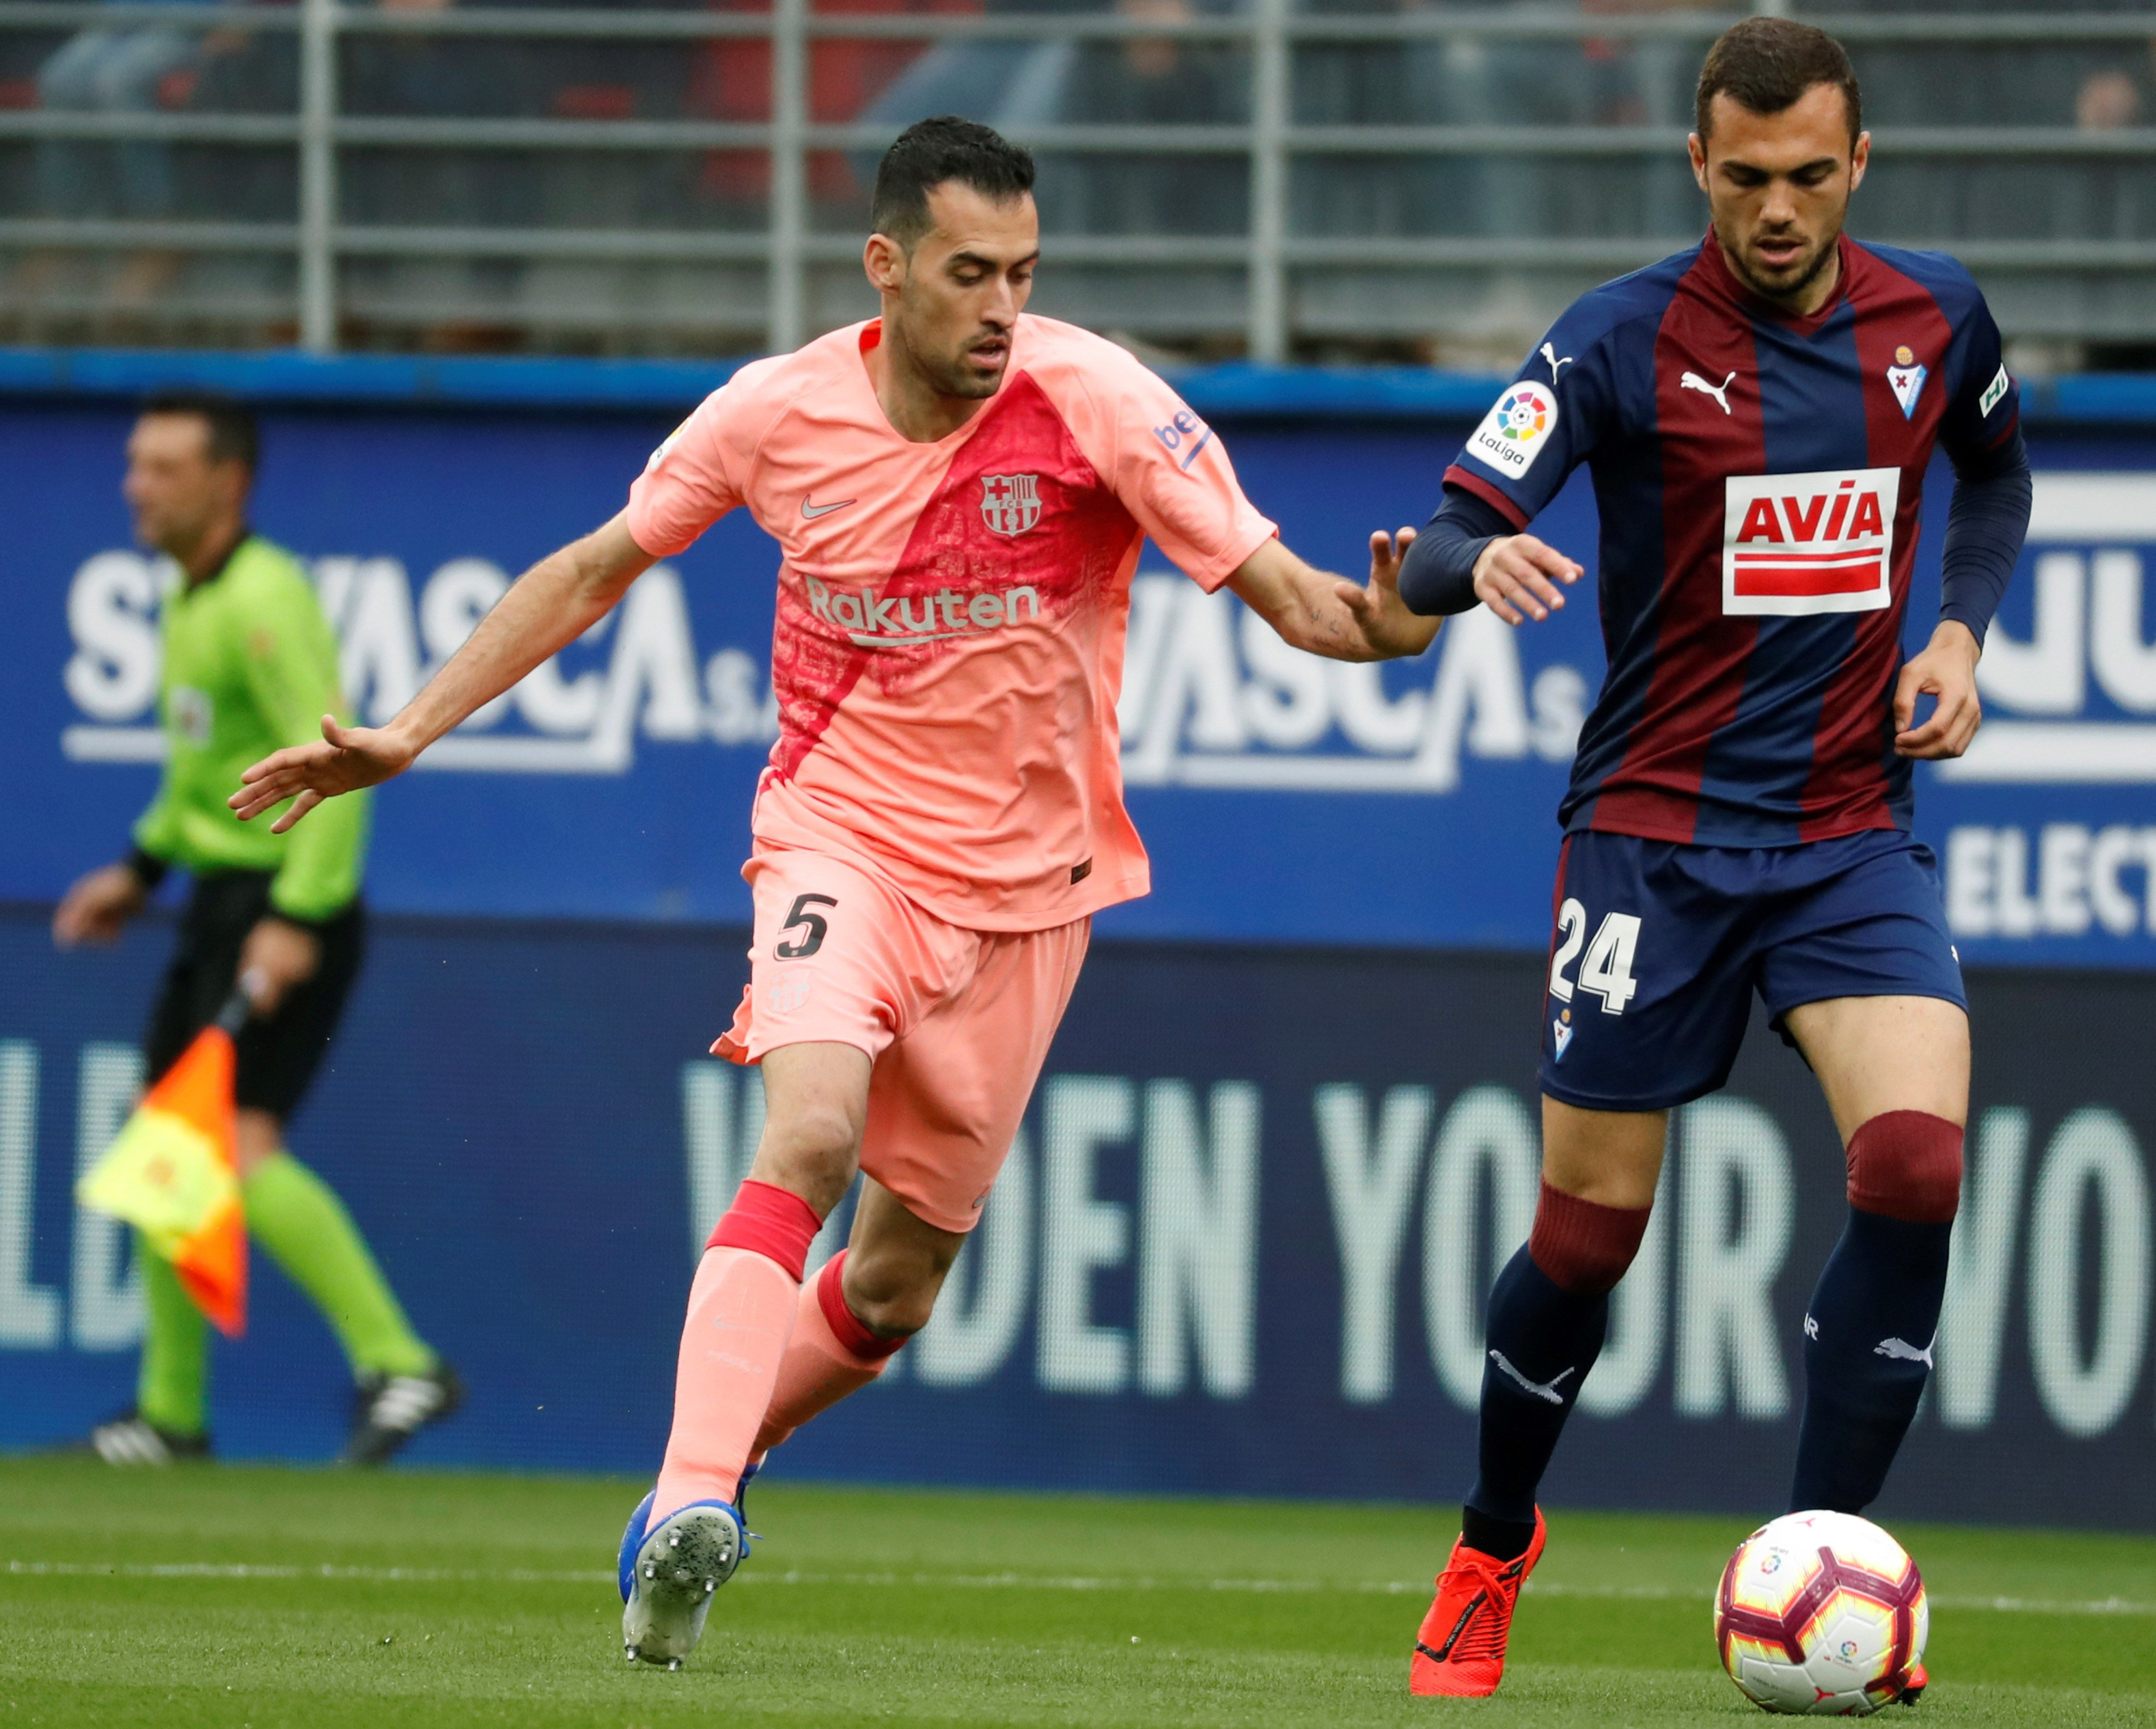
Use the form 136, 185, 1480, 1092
931, 352, 1004, 399
890, 294, 1007, 399
1731, 227, 1841, 307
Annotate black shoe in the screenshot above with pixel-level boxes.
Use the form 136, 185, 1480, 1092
342, 1362, 464, 1465
89, 1409, 211, 1466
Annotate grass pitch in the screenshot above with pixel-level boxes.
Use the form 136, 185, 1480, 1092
3, 1458, 2153, 1727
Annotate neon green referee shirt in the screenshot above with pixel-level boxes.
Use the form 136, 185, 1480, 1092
131, 534, 369, 922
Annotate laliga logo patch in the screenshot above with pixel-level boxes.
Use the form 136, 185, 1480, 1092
1885, 344, 1927, 421
980, 473, 1042, 538
1469, 381, 1559, 479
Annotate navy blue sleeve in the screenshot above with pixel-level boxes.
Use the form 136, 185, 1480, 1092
1933, 281, 2031, 647
1442, 307, 1617, 529
1939, 432, 2032, 648
1937, 279, 2022, 476
1398, 485, 1515, 617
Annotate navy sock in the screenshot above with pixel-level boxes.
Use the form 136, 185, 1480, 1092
1464, 1247, 1608, 1540
1789, 1207, 1951, 1515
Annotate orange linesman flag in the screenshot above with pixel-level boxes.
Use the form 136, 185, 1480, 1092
77, 1005, 248, 1337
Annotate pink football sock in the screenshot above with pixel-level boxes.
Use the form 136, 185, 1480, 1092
652, 1182, 821, 1520
754, 1251, 908, 1458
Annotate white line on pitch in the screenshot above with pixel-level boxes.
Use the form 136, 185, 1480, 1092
8, 1560, 2149, 1617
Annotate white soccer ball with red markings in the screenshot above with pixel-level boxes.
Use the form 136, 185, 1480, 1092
1714, 1510, 1929, 1716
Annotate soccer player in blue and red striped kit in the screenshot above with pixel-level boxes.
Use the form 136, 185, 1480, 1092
1393, 18, 2031, 1699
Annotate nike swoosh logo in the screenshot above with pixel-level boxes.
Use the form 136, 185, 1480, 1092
801, 497, 855, 519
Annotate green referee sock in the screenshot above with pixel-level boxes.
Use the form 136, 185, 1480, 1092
136, 1237, 209, 1437
241, 1152, 436, 1381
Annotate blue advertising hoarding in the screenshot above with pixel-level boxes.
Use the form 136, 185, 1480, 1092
2, 904, 2150, 1529
8, 371, 2156, 963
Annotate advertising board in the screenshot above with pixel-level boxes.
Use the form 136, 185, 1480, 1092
4, 907, 2148, 1528
8, 388, 2153, 961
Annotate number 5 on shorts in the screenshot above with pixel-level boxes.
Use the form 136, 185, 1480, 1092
775, 893, 837, 960
1548, 899, 1642, 1015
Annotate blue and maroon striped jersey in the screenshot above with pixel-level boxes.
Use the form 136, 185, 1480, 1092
1446, 232, 2023, 847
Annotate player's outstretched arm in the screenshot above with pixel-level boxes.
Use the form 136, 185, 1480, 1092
1893, 621, 1984, 760
1227, 531, 1441, 663
230, 513, 656, 832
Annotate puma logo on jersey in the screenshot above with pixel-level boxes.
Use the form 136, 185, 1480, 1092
1682, 370, 1737, 415
1723, 467, 1899, 616
1488, 1350, 1576, 1406
1540, 342, 1574, 384
804, 575, 1041, 647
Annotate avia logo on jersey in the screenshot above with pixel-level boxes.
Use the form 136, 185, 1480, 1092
1468, 382, 1559, 479
980, 473, 1042, 538
1722, 467, 1900, 617
804, 575, 1042, 648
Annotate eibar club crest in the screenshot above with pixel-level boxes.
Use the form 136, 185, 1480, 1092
1885, 343, 1927, 421
980, 473, 1042, 537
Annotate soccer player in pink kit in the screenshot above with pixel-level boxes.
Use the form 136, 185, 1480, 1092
231, 116, 1440, 1668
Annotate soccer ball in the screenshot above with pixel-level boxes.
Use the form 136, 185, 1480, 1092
1714, 1510, 1928, 1715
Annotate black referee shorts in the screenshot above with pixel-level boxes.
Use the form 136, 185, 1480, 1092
143, 870, 365, 1121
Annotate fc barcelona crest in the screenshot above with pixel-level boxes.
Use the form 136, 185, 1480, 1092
980, 473, 1042, 538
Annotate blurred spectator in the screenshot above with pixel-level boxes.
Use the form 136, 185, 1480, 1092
1048, 0, 1246, 234
36, 0, 234, 221
851, 0, 1072, 204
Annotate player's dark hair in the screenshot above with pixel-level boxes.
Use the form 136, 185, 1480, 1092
140, 389, 259, 477
871, 116, 1035, 250
1696, 17, 1862, 146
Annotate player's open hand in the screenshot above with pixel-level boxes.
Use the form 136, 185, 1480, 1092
1894, 622, 1984, 760
1334, 528, 1442, 658
230, 715, 416, 832
1474, 534, 1583, 626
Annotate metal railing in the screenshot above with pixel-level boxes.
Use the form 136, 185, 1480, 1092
3, 4, 2154, 359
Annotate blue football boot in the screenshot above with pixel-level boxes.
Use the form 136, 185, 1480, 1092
618, 1489, 749, 1669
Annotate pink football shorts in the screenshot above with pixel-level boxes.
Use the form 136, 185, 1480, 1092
715, 844, 1089, 1235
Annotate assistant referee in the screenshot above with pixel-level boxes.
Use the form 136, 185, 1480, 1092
54, 390, 460, 1466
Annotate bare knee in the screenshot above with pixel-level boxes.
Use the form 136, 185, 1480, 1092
840, 1239, 953, 1337
233, 1109, 281, 1179
750, 1045, 870, 1216
1540, 1096, 1666, 1211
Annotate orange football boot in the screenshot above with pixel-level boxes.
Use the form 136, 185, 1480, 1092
1408, 1508, 1547, 1698
1896, 1662, 1929, 1705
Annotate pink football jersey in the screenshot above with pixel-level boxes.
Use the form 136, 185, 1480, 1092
626, 314, 1277, 931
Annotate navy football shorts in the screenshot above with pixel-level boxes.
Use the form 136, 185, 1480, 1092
1536, 829, 1966, 1114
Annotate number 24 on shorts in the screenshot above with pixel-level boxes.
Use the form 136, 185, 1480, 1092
1549, 900, 1642, 1015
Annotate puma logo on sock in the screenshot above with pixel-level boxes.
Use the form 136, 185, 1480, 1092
1488, 1349, 1577, 1406
1873, 1336, 1934, 1368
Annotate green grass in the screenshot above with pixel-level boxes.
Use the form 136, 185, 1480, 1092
2, 1458, 2153, 1727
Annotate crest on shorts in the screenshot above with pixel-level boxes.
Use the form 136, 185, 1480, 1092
980, 473, 1041, 538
